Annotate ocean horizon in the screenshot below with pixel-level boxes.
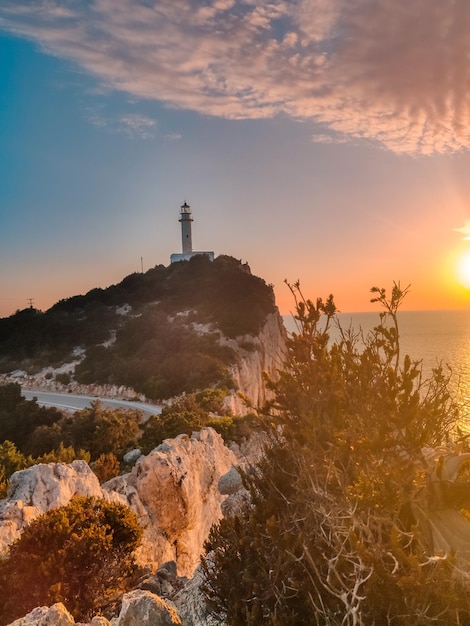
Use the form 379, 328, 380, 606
283, 309, 470, 406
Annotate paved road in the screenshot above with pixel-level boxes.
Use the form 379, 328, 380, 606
22, 390, 162, 417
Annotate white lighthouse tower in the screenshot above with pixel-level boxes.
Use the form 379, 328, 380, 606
180, 201, 193, 254
170, 201, 214, 263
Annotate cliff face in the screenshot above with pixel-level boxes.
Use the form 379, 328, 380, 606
222, 311, 287, 414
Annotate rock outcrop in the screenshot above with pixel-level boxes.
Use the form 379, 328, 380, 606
104, 428, 236, 578
0, 429, 236, 580
8, 603, 75, 626
115, 590, 182, 626
7, 592, 183, 626
0, 460, 113, 551
172, 565, 225, 626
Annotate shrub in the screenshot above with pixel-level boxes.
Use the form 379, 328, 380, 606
55, 372, 71, 385
92, 452, 121, 483
0, 496, 142, 622
139, 389, 233, 452
203, 283, 470, 625
60, 401, 141, 461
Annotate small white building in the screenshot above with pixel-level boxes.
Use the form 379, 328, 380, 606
170, 201, 214, 263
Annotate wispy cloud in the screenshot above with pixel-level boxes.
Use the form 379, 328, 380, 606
117, 114, 156, 139
165, 133, 182, 141
311, 133, 349, 145
2, 0, 470, 153
455, 221, 470, 241
86, 107, 157, 139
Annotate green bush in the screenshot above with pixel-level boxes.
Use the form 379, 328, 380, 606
92, 452, 121, 483
139, 389, 235, 452
0, 496, 142, 623
203, 283, 470, 625
55, 372, 71, 385
56, 401, 141, 461
0, 383, 63, 451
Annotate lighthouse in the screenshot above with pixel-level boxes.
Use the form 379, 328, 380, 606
180, 201, 193, 254
170, 201, 214, 264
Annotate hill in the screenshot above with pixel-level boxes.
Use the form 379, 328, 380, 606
0, 255, 279, 400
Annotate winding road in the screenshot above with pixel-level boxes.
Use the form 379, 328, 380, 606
22, 390, 162, 417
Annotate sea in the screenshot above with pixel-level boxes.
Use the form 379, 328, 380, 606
283, 310, 470, 408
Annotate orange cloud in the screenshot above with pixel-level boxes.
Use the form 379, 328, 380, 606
2, 0, 470, 153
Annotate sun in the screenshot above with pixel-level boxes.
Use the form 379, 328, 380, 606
456, 250, 470, 290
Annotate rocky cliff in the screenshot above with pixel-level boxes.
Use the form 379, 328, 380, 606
0, 428, 236, 579
222, 311, 287, 414
104, 428, 236, 577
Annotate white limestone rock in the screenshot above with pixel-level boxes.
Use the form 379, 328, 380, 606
0, 460, 120, 553
89, 618, 112, 626
122, 449, 142, 465
115, 590, 181, 625
173, 565, 225, 626
8, 602, 75, 625
0, 429, 236, 581
218, 466, 242, 495
223, 311, 286, 414
105, 427, 236, 577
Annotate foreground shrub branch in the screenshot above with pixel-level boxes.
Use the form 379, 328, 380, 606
203, 283, 470, 625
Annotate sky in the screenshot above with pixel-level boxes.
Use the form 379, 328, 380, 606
2, 0, 470, 317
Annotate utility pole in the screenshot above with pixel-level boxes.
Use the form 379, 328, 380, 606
27, 298, 34, 309
141, 257, 144, 273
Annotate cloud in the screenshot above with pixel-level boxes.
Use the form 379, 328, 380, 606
85, 107, 157, 138
2, 0, 470, 153
455, 221, 470, 241
165, 133, 182, 141
311, 132, 349, 145
117, 114, 156, 139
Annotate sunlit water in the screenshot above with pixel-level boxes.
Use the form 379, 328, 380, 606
284, 310, 470, 407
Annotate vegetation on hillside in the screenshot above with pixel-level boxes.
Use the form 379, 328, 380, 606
73, 307, 235, 399
140, 389, 262, 454
202, 283, 470, 625
0, 256, 276, 399
0, 382, 261, 492
0, 497, 142, 623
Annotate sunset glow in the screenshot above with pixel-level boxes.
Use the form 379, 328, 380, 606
456, 251, 470, 292
2, 2, 470, 315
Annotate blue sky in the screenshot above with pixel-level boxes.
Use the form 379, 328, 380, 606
2, 1, 470, 317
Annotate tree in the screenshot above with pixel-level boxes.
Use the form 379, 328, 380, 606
0, 383, 62, 450
0, 497, 142, 623
140, 392, 219, 453
203, 283, 470, 625
60, 401, 141, 460
139, 388, 239, 453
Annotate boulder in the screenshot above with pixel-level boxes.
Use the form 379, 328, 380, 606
218, 466, 242, 495
123, 449, 142, 465
8, 603, 75, 625
105, 428, 236, 577
89, 618, 112, 626
6, 592, 181, 626
173, 565, 225, 626
114, 590, 181, 625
